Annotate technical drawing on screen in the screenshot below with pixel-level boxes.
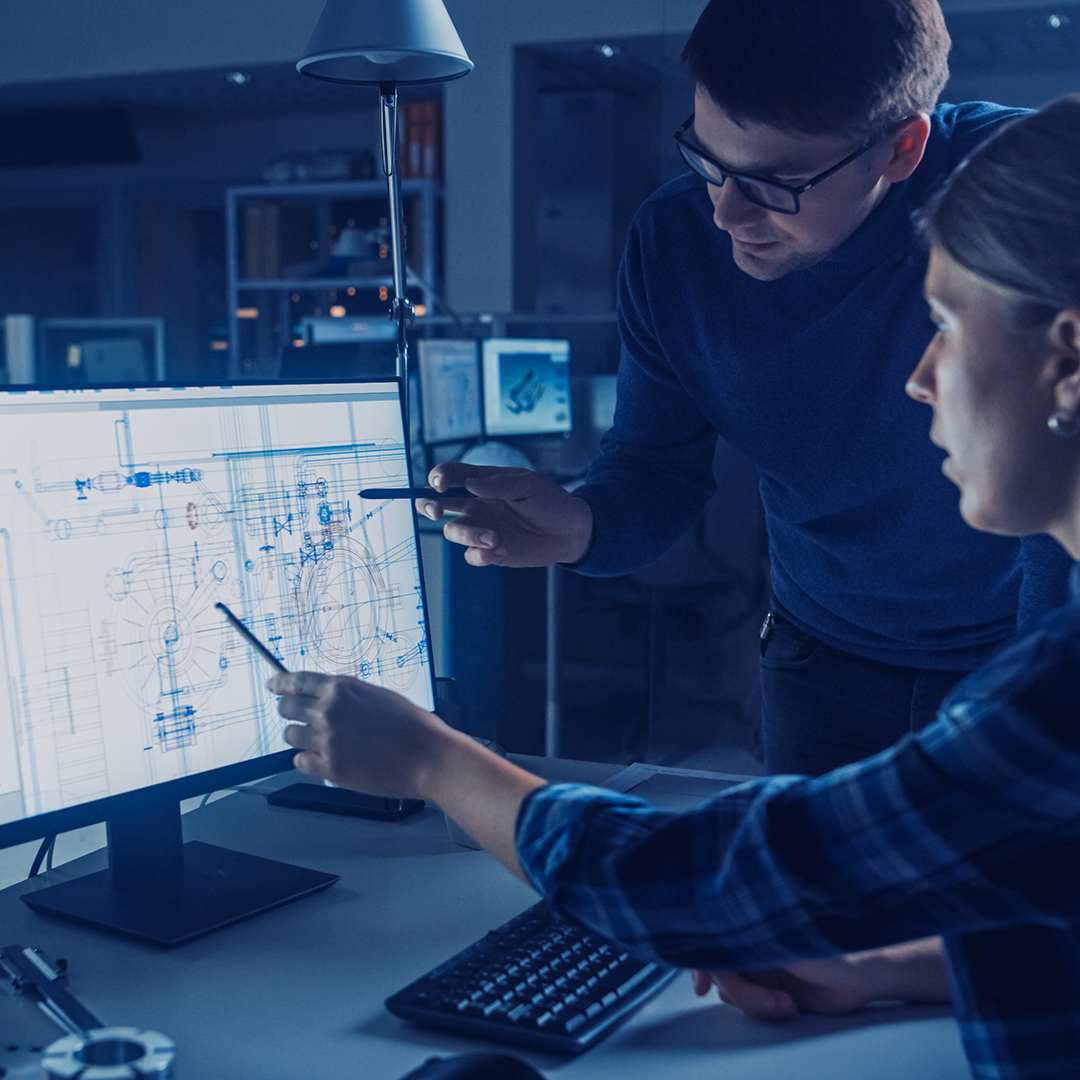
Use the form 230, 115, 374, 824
0, 381, 434, 827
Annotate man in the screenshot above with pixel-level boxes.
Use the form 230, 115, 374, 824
419, 0, 1071, 776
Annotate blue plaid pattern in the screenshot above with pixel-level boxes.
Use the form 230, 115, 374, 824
515, 573, 1080, 1078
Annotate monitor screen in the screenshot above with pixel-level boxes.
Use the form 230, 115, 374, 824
0, 380, 435, 943
36, 318, 166, 386
417, 338, 483, 445
481, 338, 571, 438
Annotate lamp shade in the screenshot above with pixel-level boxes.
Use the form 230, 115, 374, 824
297, 0, 473, 85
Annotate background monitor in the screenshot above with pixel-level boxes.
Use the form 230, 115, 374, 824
0, 379, 435, 944
80, 337, 149, 383
36, 318, 166, 386
481, 338, 571, 438
417, 338, 483, 445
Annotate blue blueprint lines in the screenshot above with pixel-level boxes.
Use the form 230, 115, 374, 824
0, 384, 433, 820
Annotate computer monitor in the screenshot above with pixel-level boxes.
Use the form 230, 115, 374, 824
0, 379, 435, 945
417, 338, 483, 445
481, 338, 571, 438
36, 318, 167, 386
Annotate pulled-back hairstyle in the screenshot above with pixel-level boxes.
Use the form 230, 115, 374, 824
682, 0, 951, 142
922, 95, 1080, 325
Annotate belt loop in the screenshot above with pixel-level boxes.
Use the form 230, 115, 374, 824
760, 611, 775, 656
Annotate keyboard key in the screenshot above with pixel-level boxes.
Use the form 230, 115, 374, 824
617, 963, 658, 998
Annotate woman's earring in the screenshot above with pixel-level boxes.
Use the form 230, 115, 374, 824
1048, 412, 1080, 438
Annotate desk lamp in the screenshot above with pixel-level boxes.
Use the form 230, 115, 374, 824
297, 0, 473, 394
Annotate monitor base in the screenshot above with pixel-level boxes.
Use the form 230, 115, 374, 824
22, 840, 339, 947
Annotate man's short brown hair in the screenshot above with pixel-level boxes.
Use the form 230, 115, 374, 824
682, 0, 951, 141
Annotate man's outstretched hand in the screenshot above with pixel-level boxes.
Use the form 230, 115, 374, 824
417, 462, 594, 568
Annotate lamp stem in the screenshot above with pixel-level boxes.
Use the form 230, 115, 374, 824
379, 84, 412, 404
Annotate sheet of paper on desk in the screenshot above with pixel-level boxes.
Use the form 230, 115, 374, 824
602, 762, 755, 812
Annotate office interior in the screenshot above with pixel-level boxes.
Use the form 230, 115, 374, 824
2, 4, 1079, 1078
0, 0, 1078, 876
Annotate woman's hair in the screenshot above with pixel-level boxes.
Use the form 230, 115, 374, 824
923, 94, 1080, 325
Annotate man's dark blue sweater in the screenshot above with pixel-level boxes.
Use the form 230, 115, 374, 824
574, 102, 1071, 670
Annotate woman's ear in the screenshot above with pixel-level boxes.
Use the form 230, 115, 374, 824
1047, 309, 1080, 420
880, 114, 932, 184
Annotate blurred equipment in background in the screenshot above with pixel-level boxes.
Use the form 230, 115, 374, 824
263, 148, 377, 184
3, 313, 34, 384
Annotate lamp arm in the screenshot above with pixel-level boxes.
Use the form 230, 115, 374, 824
379, 84, 413, 390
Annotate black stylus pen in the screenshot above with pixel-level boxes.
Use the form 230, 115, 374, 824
216, 602, 288, 673
358, 486, 472, 500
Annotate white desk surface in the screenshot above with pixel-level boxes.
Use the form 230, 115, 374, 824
0, 756, 969, 1080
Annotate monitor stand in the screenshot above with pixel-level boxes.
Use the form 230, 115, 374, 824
21, 800, 339, 947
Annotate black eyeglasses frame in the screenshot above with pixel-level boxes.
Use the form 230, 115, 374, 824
673, 114, 899, 215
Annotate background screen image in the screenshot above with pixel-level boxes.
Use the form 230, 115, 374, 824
418, 338, 482, 444
482, 338, 571, 437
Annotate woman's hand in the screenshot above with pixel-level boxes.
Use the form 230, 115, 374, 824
692, 937, 950, 1021
271, 671, 449, 799
269, 671, 546, 878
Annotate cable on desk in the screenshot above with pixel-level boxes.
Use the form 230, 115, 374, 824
28, 835, 56, 878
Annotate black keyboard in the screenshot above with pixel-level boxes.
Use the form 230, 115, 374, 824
385, 901, 677, 1055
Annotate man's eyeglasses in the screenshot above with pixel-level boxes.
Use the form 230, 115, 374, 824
674, 114, 894, 215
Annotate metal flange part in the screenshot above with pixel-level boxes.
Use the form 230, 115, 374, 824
41, 1027, 174, 1080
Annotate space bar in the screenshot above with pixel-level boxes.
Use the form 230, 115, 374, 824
616, 962, 659, 997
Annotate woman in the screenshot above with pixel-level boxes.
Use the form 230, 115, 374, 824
696, 91, 1080, 1040
272, 97, 1080, 1078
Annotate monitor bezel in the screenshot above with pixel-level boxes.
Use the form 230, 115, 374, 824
0, 375, 437, 851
